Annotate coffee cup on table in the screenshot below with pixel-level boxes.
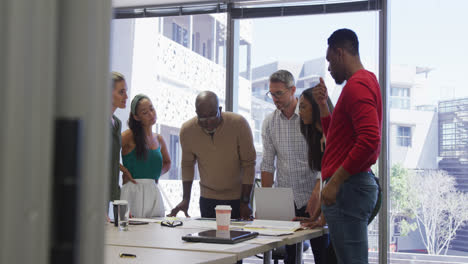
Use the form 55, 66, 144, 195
215, 205, 232, 231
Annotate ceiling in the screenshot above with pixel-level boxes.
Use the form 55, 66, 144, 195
113, 0, 227, 8
111, 0, 353, 8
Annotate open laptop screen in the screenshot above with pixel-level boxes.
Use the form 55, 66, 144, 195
254, 187, 295, 221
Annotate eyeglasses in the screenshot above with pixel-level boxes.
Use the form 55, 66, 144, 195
197, 110, 220, 122
266, 90, 289, 99
161, 220, 183, 228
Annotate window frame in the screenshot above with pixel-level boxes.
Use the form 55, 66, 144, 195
112, 0, 390, 262
396, 125, 412, 147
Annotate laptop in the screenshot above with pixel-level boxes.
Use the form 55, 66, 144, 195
182, 230, 258, 244
254, 187, 295, 221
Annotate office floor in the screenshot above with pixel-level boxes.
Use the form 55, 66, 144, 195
243, 248, 316, 264
243, 251, 468, 264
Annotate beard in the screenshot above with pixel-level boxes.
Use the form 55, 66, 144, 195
334, 78, 345, 85
275, 100, 291, 111
332, 73, 345, 85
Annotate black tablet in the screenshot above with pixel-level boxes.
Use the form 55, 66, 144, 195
110, 220, 149, 225
182, 229, 258, 244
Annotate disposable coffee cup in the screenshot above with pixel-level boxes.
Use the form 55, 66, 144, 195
113, 200, 129, 231
215, 205, 232, 231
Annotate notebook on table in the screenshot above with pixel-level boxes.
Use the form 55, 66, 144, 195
181, 230, 258, 244
254, 187, 295, 221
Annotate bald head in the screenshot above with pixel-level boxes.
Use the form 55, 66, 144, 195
195, 91, 222, 132
195, 91, 219, 112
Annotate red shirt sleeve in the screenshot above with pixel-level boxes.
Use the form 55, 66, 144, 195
321, 115, 331, 137
341, 79, 381, 175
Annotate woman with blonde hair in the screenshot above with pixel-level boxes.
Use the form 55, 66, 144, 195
109, 72, 129, 206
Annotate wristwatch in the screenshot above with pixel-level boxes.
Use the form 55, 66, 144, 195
240, 195, 250, 204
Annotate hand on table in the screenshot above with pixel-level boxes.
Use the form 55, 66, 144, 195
167, 199, 190, 217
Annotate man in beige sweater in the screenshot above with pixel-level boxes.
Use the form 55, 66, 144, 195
168, 91, 256, 220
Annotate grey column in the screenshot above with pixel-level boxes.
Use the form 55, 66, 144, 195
225, 4, 240, 112
246, 43, 252, 80
0, 0, 58, 264
378, 0, 390, 263
55, 0, 112, 264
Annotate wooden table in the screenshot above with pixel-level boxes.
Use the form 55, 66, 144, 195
105, 245, 237, 264
105, 221, 323, 264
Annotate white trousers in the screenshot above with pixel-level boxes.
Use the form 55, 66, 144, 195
120, 179, 165, 218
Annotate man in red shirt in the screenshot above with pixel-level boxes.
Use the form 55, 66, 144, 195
313, 28, 381, 264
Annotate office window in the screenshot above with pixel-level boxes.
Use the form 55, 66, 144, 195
168, 134, 180, 180
111, 14, 227, 217
390, 86, 410, 109
390, 0, 468, 262
110, 0, 468, 260
166, 18, 190, 48
396, 126, 412, 147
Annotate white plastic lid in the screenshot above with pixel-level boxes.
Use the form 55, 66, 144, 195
215, 205, 232, 210
113, 200, 128, 205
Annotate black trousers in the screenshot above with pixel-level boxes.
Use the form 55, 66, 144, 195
199, 196, 241, 219
284, 205, 330, 264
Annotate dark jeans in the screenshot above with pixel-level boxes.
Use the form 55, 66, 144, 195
284, 205, 330, 264
322, 171, 378, 264
199, 196, 241, 219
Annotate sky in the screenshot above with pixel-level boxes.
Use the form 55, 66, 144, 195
247, 0, 468, 104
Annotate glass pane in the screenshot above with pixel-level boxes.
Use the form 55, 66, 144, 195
235, 11, 380, 262
390, 0, 468, 262
111, 14, 227, 217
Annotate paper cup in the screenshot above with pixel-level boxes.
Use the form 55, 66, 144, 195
215, 205, 232, 231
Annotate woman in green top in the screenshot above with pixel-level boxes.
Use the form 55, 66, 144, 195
120, 94, 171, 217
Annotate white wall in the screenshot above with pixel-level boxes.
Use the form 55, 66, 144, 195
390, 109, 438, 169
111, 18, 136, 132
0, 1, 57, 263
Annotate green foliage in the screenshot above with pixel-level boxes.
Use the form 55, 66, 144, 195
390, 164, 413, 215
390, 163, 415, 237
399, 219, 417, 236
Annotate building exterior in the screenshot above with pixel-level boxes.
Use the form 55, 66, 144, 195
389, 65, 439, 170
389, 69, 468, 254
438, 97, 468, 252
388, 65, 439, 252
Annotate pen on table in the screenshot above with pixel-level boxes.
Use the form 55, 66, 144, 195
120, 253, 136, 258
